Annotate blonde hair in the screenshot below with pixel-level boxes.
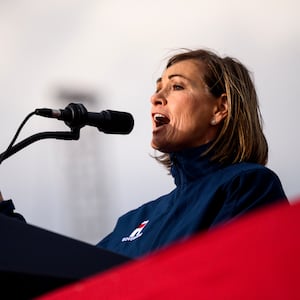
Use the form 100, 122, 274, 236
155, 49, 268, 169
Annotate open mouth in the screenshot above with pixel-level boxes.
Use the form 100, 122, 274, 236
153, 113, 170, 127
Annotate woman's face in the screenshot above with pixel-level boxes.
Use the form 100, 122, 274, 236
151, 59, 220, 153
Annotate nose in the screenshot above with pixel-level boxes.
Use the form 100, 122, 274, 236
150, 92, 167, 106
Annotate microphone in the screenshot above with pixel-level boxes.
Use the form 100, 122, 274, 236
34, 103, 134, 134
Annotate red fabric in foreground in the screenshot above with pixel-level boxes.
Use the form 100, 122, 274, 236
38, 198, 300, 300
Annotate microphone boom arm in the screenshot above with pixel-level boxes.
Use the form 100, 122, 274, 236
0, 128, 80, 164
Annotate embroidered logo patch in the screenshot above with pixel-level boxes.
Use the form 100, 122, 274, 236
121, 220, 149, 242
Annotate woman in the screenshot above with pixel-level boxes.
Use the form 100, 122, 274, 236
0, 48, 288, 258
97, 49, 288, 258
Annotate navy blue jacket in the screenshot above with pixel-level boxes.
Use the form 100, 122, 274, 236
0, 199, 26, 222
97, 145, 288, 258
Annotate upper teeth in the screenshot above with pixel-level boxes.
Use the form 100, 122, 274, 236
154, 113, 166, 121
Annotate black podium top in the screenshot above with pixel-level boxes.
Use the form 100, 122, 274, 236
0, 214, 130, 299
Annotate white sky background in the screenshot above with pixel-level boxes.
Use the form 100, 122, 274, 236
0, 0, 299, 244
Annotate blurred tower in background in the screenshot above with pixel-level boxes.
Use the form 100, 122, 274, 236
54, 86, 110, 244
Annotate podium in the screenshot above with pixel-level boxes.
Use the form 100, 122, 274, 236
0, 214, 130, 299
39, 199, 300, 300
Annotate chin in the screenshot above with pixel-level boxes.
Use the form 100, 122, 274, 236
151, 142, 166, 153
151, 143, 174, 154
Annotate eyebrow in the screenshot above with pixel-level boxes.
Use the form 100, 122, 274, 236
156, 74, 188, 84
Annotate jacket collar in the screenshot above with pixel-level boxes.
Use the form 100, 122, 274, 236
170, 143, 221, 186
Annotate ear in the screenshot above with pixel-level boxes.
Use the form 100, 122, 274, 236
212, 93, 228, 125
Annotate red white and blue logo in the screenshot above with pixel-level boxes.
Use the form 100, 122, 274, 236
121, 220, 149, 242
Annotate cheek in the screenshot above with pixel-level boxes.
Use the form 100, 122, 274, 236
174, 108, 202, 130
170, 95, 213, 131
172, 111, 192, 130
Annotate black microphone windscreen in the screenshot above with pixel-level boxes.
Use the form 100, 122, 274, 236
97, 110, 134, 134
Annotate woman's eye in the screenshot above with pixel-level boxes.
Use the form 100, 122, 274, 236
173, 84, 183, 90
